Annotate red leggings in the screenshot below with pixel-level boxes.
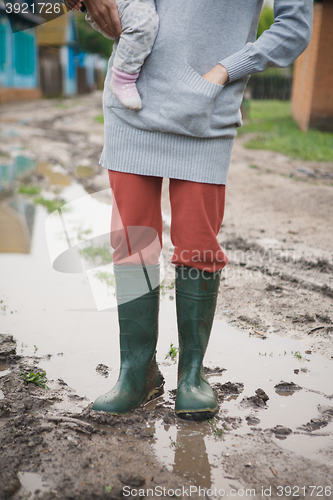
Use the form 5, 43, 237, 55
109, 170, 228, 273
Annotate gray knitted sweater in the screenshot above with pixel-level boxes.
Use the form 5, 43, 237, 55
100, 0, 313, 184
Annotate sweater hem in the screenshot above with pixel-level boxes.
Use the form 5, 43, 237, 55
99, 125, 234, 185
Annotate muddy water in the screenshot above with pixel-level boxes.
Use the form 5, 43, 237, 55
1, 181, 333, 492
0, 366, 6, 400
149, 320, 333, 477
17, 472, 54, 496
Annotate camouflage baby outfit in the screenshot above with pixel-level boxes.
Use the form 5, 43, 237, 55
86, 0, 159, 74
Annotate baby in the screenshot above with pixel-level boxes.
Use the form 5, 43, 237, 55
68, 0, 159, 110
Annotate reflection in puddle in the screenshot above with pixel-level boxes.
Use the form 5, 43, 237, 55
0, 154, 36, 190
18, 471, 53, 496
0, 369, 11, 378
0, 154, 71, 254
149, 321, 333, 484
151, 419, 249, 493
173, 424, 212, 486
75, 165, 96, 178
1, 179, 333, 493
0, 196, 35, 253
37, 162, 71, 186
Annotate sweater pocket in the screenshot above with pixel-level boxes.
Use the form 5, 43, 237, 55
160, 65, 224, 137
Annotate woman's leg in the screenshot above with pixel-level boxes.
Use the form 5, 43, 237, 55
169, 179, 227, 272
92, 170, 164, 414
109, 169, 163, 267
169, 179, 227, 420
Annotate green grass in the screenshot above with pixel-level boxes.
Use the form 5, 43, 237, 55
33, 197, 67, 213
21, 370, 49, 389
95, 271, 115, 287
94, 114, 104, 124
54, 99, 83, 109
18, 184, 41, 195
160, 279, 175, 295
54, 103, 70, 110
77, 227, 93, 241
208, 418, 225, 438
165, 343, 179, 362
80, 244, 113, 266
240, 100, 333, 162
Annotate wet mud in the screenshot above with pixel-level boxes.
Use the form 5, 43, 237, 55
1, 93, 333, 499
0, 335, 203, 500
1, 332, 333, 500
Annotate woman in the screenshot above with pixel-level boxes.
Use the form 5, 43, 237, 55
71, 0, 313, 420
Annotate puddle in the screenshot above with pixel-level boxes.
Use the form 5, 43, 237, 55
75, 165, 96, 178
37, 162, 71, 186
18, 471, 53, 497
0, 369, 11, 378
1, 179, 333, 492
148, 418, 250, 493
0, 155, 36, 186
0, 196, 35, 253
149, 320, 333, 473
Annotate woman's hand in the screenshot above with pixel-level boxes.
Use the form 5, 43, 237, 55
64, 0, 82, 10
202, 64, 229, 86
84, 0, 122, 38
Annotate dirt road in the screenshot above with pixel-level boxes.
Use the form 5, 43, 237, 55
0, 93, 332, 499
217, 138, 333, 358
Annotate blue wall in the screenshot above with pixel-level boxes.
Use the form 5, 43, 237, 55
0, 15, 38, 89
60, 44, 77, 96
63, 14, 78, 96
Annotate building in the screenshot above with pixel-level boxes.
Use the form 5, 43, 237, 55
0, 0, 43, 103
36, 11, 78, 96
291, 0, 333, 132
36, 11, 107, 97
1, 1, 107, 101
77, 51, 107, 94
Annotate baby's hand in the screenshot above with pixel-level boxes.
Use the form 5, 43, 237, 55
64, 0, 82, 11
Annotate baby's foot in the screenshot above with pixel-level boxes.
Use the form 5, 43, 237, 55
110, 67, 142, 111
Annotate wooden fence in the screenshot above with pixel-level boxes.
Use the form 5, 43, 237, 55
249, 74, 292, 100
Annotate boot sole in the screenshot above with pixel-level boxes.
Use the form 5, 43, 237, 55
175, 406, 219, 421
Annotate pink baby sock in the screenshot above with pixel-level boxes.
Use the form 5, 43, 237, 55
110, 67, 142, 111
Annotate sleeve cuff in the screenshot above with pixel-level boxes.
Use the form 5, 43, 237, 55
219, 44, 262, 82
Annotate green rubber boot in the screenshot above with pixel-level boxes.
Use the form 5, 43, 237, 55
92, 264, 164, 415
175, 265, 221, 420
